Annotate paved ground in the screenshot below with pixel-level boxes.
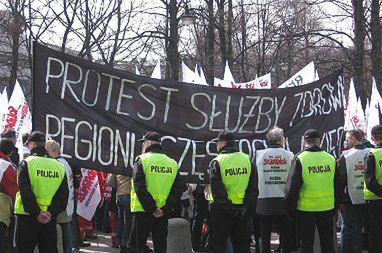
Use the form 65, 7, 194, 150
79, 232, 368, 252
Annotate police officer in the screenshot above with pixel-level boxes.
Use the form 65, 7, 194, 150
14, 131, 68, 253
338, 129, 370, 253
209, 131, 258, 253
285, 129, 341, 253
364, 125, 382, 252
256, 127, 294, 253
127, 132, 184, 253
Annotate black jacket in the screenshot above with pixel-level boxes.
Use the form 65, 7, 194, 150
209, 145, 258, 213
337, 144, 367, 205
18, 146, 69, 218
133, 144, 185, 215
284, 145, 343, 212
364, 144, 382, 198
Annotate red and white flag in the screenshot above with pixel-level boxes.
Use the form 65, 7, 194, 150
77, 169, 101, 221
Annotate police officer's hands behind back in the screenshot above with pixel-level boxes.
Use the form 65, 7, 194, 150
37, 211, 51, 224
153, 208, 163, 218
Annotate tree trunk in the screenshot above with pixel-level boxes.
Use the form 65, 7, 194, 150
240, 0, 247, 80
206, 0, 215, 85
165, 0, 179, 80
216, 0, 227, 68
370, 0, 382, 88
352, 0, 367, 107
226, 0, 233, 64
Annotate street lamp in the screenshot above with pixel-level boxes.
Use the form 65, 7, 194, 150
181, 4, 196, 25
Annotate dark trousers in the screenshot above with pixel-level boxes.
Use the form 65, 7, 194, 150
58, 222, 72, 253
340, 204, 364, 253
102, 200, 111, 232
367, 200, 382, 253
259, 215, 291, 253
126, 212, 168, 253
191, 193, 209, 250
297, 210, 335, 253
209, 206, 251, 253
117, 195, 132, 248
15, 215, 58, 253
0, 222, 7, 253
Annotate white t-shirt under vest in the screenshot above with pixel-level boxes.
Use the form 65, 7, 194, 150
343, 147, 371, 205
256, 148, 294, 198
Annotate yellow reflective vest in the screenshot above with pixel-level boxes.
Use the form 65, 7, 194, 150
297, 151, 336, 212
14, 156, 65, 215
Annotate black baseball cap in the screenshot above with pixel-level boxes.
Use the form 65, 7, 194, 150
137, 132, 161, 143
211, 131, 235, 142
371, 125, 382, 137
27, 131, 46, 143
304, 129, 321, 139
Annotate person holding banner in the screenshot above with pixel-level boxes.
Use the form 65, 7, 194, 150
337, 130, 370, 253
255, 127, 294, 253
208, 131, 258, 253
285, 129, 342, 253
14, 131, 69, 253
127, 132, 184, 253
364, 125, 382, 253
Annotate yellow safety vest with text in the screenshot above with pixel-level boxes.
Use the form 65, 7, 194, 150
14, 156, 65, 215
297, 151, 336, 212
130, 153, 178, 212
211, 152, 251, 205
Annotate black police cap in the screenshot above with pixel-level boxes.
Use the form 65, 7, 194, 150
137, 132, 161, 143
211, 131, 235, 142
27, 131, 46, 143
304, 129, 321, 139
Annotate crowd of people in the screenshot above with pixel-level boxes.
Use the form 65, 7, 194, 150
0, 125, 382, 253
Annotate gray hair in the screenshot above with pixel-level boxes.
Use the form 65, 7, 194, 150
45, 140, 61, 154
266, 127, 284, 144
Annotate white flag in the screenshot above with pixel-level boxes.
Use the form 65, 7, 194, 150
151, 60, 161, 79
223, 61, 235, 84
366, 78, 382, 139
256, 73, 272, 89
278, 62, 317, 88
135, 66, 141, 75
182, 62, 200, 84
344, 79, 365, 131
4, 81, 31, 137
0, 88, 8, 133
77, 169, 101, 221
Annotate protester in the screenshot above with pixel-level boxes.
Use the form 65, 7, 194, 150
110, 187, 119, 248
1, 129, 19, 165
14, 131, 69, 253
337, 130, 370, 253
364, 125, 382, 252
255, 127, 294, 253
46, 140, 75, 253
71, 166, 91, 253
22, 133, 30, 159
191, 183, 209, 252
285, 129, 342, 253
0, 138, 18, 253
208, 131, 258, 253
115, 172, 133, 252
127, 132, 184, 253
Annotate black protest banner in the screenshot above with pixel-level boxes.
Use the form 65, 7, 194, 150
33, 43, 345, 183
